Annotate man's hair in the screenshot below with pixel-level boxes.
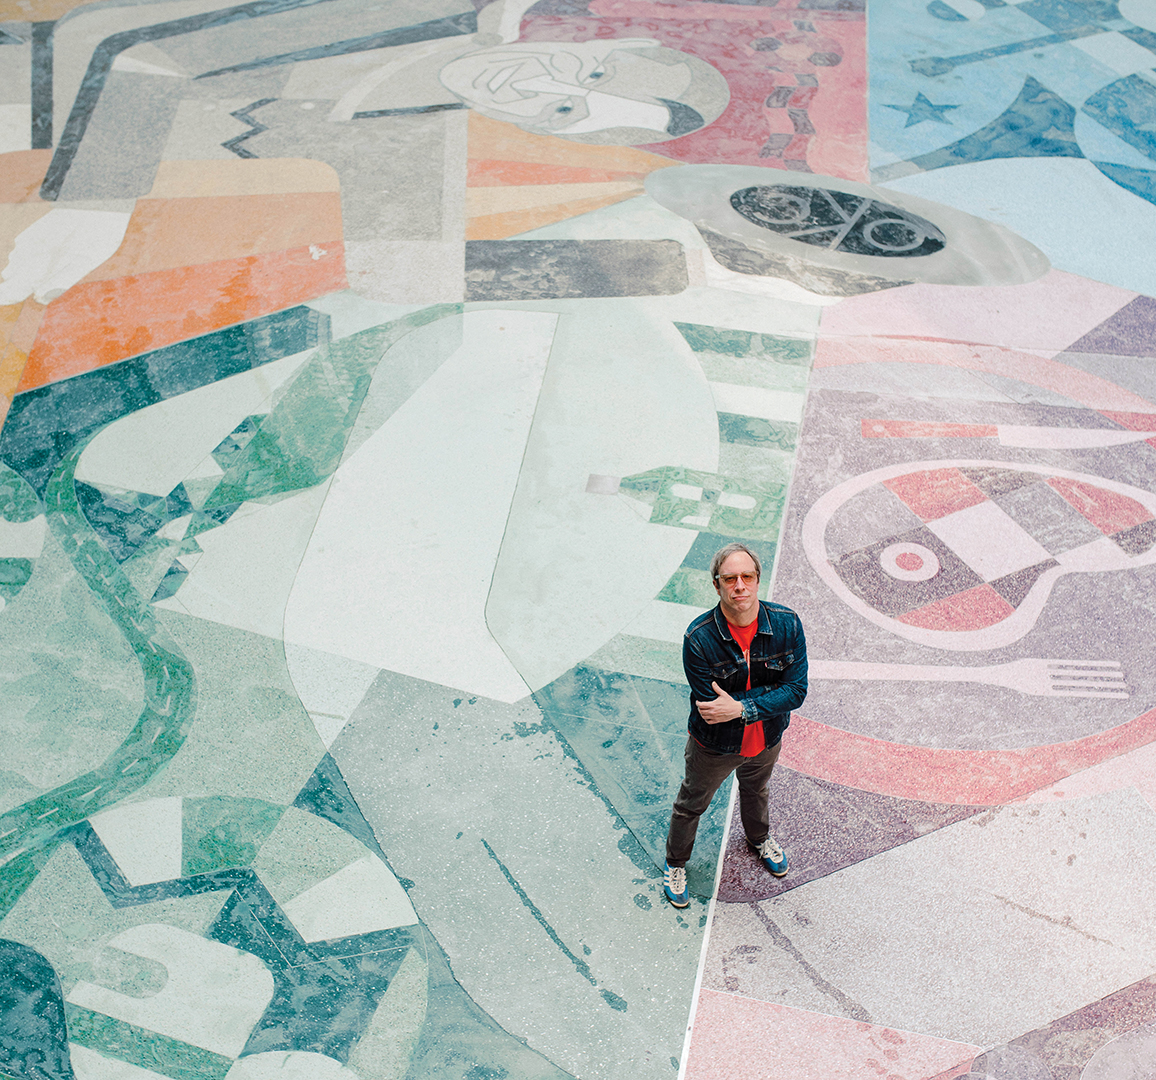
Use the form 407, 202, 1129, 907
710, 542, 762, 583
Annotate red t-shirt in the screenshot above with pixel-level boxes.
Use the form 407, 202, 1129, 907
728, 619, 766, 757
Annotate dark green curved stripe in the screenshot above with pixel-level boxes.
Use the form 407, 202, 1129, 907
0, 441, 196, 887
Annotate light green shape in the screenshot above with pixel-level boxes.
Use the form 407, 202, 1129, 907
695, 350, 813, 392
0, 530, 143, 819
620, 466, 787, 541
121, 530, 191, 602
340, 311, 464, 466
87, 945, 168, 999
0, 843, 226, 995
717, 441, 797, 490
674, 321, 814, 365
0, 462, 41, 523
66, 1004, 232, 1080
584, 634, 685, 685
136, 611, 323, 807
252, 805, 371, 913
181, 797, 285, 877
205, 305, 460, 508
656, 567, 718, 608
347, 944, 429, 1080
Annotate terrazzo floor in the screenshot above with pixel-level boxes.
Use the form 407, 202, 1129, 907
2, 0, 1156, 1077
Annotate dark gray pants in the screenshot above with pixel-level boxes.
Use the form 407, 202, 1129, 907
665, 735, 782, 867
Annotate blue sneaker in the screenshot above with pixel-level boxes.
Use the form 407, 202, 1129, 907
749, 835, 788, 877
663, 862, 689, 908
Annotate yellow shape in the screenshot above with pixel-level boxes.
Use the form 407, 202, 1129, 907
466, 181, 644, 217
148, 158, 341, 198
0, 0, 88, 18
467, 111, 680, 174
467, 190, 646, 240
0, 341, 29, 429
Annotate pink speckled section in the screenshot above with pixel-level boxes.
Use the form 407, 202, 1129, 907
813, 338, 1156, 413
531, 1, 867, 178
781, 707, 1156, 805
816, 270, 1136, 353
684, 991, 979, 1080
1020, 739, 1156, 810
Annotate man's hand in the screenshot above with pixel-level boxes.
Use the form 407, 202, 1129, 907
696, 681, 744, 725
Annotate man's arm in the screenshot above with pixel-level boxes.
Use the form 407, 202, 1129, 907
710, 619, 808, 724
683, 629, 739, 725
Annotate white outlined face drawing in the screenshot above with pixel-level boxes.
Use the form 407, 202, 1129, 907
802, 460, 1156, 651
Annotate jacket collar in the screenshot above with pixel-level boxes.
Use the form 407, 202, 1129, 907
712, 600, 769, 640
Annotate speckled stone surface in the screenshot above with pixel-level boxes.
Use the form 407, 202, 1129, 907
4, 0, 1156, 1076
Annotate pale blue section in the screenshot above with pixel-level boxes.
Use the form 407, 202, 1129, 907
882, 156, 1156, 294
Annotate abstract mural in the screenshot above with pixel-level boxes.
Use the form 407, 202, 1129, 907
2, 0, 1156, 1076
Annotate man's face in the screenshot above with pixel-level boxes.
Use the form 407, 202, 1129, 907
438, 40, 690, 136
715, 551, 760, 624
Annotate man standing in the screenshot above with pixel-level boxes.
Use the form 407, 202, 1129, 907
663, 542, 808, 908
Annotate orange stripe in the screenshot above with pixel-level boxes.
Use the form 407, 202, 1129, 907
21, 244, 346, 391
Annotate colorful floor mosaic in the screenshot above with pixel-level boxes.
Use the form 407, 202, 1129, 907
2, 0, 1156, 1076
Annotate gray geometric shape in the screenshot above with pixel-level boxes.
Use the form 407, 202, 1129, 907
959, 465, 1039, 500
824, 483, 924, 560
464, 240, 688, 301
988, 558, 1059, 607
698, 226, 908, 297
994, 481, 1104, 555
646, 164, 1049, 290
58, 71, 184, 200
832, 524, 984, 617
1112, 518, 1156, 556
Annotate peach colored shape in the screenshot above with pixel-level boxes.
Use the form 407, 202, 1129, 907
466, 192, 647, 240
0, 0, 88, 20
468, 160, 651, 186
684, 991, 979, 1080
21, 244, 346, 392
465, 182, 644, 217
7, 298, 44, 354
815, 270, 1136, 355
779, 706, 1156, 806
83, 193, 344, 281
814, 337, 1156, 413
147, 158, 340, 198
467, 112, 679, 173
0, 150, 51, 203
0, 302, 30, 428
1019, 738, 1156, 810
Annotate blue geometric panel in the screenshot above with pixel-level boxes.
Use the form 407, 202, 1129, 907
1093, 161, 1156, 207
901, 76, 1081, 173
1083, 75, 1156, 164
0, 939, 73, 1080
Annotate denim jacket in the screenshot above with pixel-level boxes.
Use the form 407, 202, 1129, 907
683, 600, 808, 754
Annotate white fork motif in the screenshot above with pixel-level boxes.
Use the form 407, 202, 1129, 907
809, 658, 1128, 699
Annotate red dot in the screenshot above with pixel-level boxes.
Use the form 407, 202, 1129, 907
895, 552, 923, 572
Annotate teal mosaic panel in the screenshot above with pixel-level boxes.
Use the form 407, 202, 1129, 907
0, 442, 196, 908
65, 1004, 233, 1080
620, 466, 787, 541
673, 321, 814, 365
205, 304, 460, 509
